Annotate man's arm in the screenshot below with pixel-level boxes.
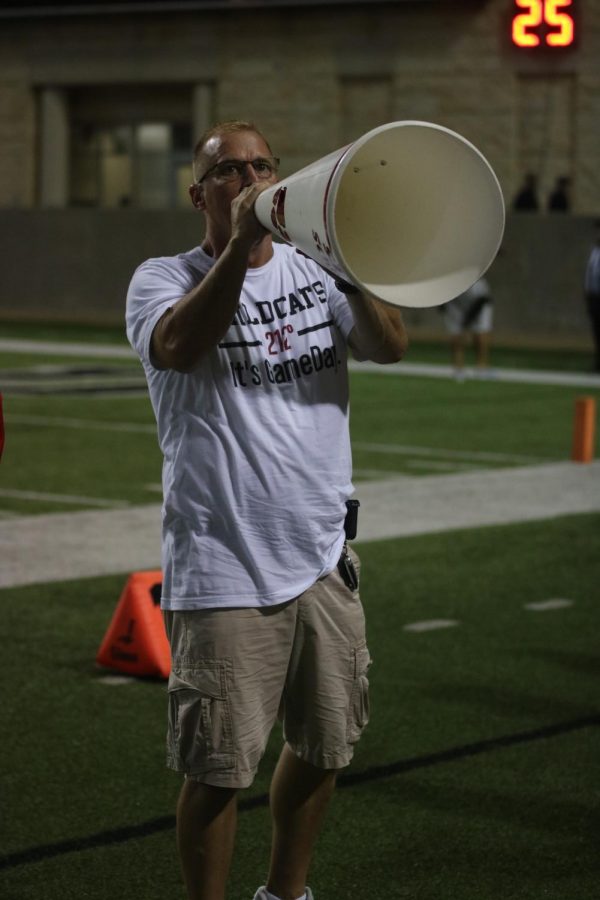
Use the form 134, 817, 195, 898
150, 184, 267, 373
345, 290, 408, 364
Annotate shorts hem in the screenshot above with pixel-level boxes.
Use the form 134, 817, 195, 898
288, 743, 354, 771
167, 759, 256, 789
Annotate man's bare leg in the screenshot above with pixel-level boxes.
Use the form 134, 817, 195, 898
474, 332, 490, 368
451, 335, 465, 372
267, 743, 337, 900
176, 778, 238, 900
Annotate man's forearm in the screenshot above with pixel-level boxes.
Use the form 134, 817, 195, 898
151, 235, 252, 372
346, 292, 408, 364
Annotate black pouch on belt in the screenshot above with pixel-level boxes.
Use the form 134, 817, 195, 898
338, 499, 360, 591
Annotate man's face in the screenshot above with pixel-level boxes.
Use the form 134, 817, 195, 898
190, 130, 278, 234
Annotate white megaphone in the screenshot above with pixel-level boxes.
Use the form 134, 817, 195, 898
255, 121, 505, 308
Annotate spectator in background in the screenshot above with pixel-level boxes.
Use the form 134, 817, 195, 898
548, 176, 571, 212
584, 219, 600, 372
442, 277, 493, 379
513, 173, 539, 211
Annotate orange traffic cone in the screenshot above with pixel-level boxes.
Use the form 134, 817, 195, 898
96, 570, 171, 678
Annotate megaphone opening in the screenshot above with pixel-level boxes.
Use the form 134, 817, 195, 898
329, 123, 504, 307
254, 121, 505, 308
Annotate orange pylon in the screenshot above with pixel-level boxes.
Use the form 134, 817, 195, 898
572, 396, 596, 463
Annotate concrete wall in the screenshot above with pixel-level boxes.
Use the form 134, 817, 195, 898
0, 209, 595, 350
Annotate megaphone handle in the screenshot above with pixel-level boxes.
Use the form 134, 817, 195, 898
334, 278, 360, 295
293, 248, 360, 295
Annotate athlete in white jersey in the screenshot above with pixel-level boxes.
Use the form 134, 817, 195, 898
126, 121, 408, 900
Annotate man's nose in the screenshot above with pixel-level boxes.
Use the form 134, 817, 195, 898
240, 161, 259, 185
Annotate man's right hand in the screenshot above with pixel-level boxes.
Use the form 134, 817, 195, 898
230, 182, 271, 251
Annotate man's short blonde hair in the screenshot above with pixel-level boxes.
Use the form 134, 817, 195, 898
192, 120, 273, 182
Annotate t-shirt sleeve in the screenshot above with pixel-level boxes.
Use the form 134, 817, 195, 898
125, 257, 195, 365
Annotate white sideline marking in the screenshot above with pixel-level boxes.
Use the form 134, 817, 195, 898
0, 488, 129, 508
95, 675, 137, 685
404, 619, 459, 632
524, 599, 574, 611
353, 441, 548, 465
9, 414, 156, 434
353, 468, 411, 480
349, 359, 600, 389
0, 339, 136, 358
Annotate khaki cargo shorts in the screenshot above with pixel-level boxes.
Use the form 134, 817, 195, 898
163, 548, 371, 788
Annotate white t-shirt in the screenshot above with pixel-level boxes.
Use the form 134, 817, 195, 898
126, 242, 357, 610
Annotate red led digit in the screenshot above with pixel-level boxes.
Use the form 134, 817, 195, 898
512, 0, 543, 47
545, 0, 574, 46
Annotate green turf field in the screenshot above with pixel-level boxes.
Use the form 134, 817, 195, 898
1, 323, 599, 899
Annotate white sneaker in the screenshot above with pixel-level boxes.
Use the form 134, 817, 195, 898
252, 888, 314, 900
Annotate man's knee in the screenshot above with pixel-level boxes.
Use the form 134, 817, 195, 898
178, 777, 238, 822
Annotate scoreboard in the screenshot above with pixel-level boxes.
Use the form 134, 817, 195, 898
511, 0, 576, 48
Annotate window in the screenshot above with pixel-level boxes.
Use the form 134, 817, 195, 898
70, 120, 192, 209
67, 84, 198, 209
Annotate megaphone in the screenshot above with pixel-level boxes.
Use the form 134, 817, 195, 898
255, 121, 505, 309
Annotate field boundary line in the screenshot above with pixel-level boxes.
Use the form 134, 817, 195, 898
2, 339, 600, 388
2, 712, 597, 872
9, 414, 156, 434
349, 360, 600, 388
0, 339, 135, 359
353, 441, 548, 464
0, 488, 130, 509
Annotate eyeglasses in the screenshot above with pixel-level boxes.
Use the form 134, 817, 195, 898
197, 157, 280, 184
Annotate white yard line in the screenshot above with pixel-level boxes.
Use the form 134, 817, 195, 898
349, 359, 600, 388
6, 417, 548, 465
1, 339, 599, 388
9, 414, 156, 434
0, 339, 135, 359
353, 442, 548, 465
0, 488, 130, 508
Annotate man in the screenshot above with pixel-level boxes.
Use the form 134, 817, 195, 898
126, 120, 407, 900
442, 277, 493, 378
584, 219, 600, 372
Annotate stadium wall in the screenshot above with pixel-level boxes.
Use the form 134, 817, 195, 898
0, 0, 598, 347
0, 209, 594, 349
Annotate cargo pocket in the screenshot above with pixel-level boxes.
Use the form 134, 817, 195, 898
347, 643, 371, 744
167, 659, 235, 772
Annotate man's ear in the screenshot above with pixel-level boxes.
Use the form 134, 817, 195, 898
189, 183, 205, 210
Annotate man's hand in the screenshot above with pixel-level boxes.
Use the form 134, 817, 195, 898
231, 182, 271, 251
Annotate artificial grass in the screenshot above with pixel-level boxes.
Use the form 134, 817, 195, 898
1, 513, 598, 899
2, 371, 597, 516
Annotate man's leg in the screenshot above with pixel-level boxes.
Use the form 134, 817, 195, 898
451, 335, 465, 372
176, 778, 238, 900
266, 743, 337, 900
473, 331, 490, 368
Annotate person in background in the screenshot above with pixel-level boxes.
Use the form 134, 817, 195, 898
126, 120, 408, 900
548, 176, 571, 212
584, 219, 600, 373
442, 277, 493, 379
513, 173, 539, 211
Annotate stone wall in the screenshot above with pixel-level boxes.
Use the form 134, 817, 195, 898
0, 0, 598, 348
0, 0, 598, 211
